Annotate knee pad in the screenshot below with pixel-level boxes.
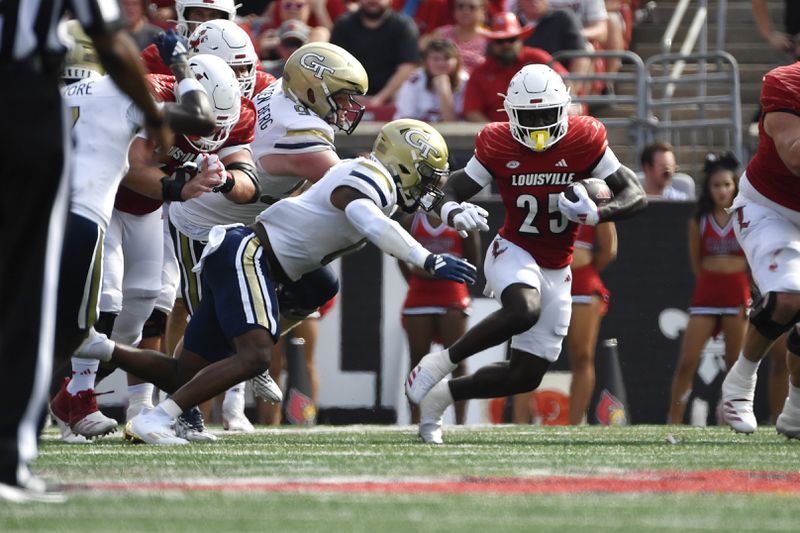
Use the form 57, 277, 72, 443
142, 309, 168, 339
95, 312, 118, 336
749, 292, 800, 340
278, 266, 339, 319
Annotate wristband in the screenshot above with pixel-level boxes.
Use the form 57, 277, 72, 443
214, 171, 236, 194
161, 176, 186, 202
439, 201, 461, 227
176, 78, 205, 98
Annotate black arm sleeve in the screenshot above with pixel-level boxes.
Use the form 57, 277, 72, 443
598, 164, 648, 222
226, 161, 261, 204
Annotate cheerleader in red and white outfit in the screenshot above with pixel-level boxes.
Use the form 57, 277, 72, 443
567, 222, 617, 424
399, 211, 481, 424
668, 153, 750, 424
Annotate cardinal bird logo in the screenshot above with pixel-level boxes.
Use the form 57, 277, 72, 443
595, 390, 627, 426
286, 389, 316, 425
492, 240, 507, 259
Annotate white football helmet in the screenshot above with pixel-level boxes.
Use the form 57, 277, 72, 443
188, 20, 258, 99
502, 64, 571, 152
185, 54, 241, 152
175, 0, 237, 37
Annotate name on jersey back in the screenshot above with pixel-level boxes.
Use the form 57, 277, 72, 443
255, 84, 277, 131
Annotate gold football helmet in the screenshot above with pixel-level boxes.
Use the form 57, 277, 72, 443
282, 43, 368, 134
372, 119, 450, 213
60, 20, 105, 84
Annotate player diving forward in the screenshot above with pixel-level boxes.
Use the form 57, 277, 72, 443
405, 64, 647, 443
75, 119, 478, 445
49, 26, 216, 441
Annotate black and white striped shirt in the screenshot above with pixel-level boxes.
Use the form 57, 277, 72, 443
0, 0, 125, 63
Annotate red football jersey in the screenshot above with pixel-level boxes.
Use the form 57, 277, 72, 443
747, 62, 800, 211
473, 116, 609, 269
574, 224, 595, 250
115, 74, 257, 215
141, 44, 172, 75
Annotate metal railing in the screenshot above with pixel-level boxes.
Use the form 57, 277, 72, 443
644, 51, 743, 168
551, 49, 648, 159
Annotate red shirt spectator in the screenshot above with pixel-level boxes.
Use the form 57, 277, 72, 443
463, 12, 566, 122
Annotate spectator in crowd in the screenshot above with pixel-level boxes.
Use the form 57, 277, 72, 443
753, 0, 800, 58
515, 0, 591, 94
639, 142, 691, 201
427, 0, 489, 74
398, 209, 481, 425
462, 11, 567, 123
602, 0, 629, 80
331, 0, 421, 107
394, 0, 454, 36
256, 0, 336, 59
123, 0, 162, 50
261, 20, 312, 76
549, 0, 608, 44
394, 38, 468, 122
668, 153, 749, 424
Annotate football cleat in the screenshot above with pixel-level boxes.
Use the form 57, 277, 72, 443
73, 328, 114, 362
126, 401, 154, 422
125, 408, 189, 445
417, 381, 453, 445
776, 398, 800, 439
721, 371, 758, 434
405, 350, 457, 405
250, 371, 283, 404
50, 383, 91, 444
175, 406, 218, 442
69, 389, 118, 437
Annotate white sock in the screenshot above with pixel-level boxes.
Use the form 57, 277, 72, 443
157, 398, 183, 419
128, 383, 155, 409
433, 349, 457, 373
788, 383, 800, 410
731, 352, 760, 380
67, 358, 100, 394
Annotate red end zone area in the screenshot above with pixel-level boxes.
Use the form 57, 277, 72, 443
76, 470, 800, 495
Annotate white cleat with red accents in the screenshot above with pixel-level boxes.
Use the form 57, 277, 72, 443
406, 350, 457, 405
721, 371, 757, 434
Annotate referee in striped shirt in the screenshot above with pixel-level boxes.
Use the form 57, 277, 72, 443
0, 0, 172, 502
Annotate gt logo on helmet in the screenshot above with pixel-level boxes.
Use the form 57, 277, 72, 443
300, 53, 335, 79
403, 130, 440, 159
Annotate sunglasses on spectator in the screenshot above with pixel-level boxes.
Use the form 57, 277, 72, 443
492, 37, 519, 45
456, 3, 480, 10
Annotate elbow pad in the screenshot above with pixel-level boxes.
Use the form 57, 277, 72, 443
226, 161, 261, 203
344, 199, 428, 268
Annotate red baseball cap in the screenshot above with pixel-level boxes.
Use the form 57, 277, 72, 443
481, 12, 534, 40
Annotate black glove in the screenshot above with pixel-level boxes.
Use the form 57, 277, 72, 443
154, 29, 189, 66
424, 253, 478, 285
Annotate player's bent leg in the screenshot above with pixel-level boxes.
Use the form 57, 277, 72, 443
406, 284, 540, 405
776, 327, 800, 439
722, 292, 800, 433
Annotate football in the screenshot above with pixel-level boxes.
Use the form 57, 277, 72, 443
564, 178, 614, 206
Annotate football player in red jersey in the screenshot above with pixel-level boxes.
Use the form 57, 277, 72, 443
720, 61, 800, 438
405, 64, 646, 443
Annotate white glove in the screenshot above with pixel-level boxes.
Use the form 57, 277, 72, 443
558, 183, 600, 226
442, 201, 490, 235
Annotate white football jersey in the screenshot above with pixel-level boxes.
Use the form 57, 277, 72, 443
257, 157, 398, 281
64, 76, 146, 230
250, 80, 337, 204
167, 144, 259, 241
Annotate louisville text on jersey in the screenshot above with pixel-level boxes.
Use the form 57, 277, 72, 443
511, 172, 576, 186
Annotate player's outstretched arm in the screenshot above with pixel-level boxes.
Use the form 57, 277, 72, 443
156, 30, 216, 137
332, 185, 477, 285
437, 169, 490, 235
597, 164, 648, 222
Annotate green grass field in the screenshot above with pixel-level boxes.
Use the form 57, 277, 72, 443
3, 424, 799, 532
